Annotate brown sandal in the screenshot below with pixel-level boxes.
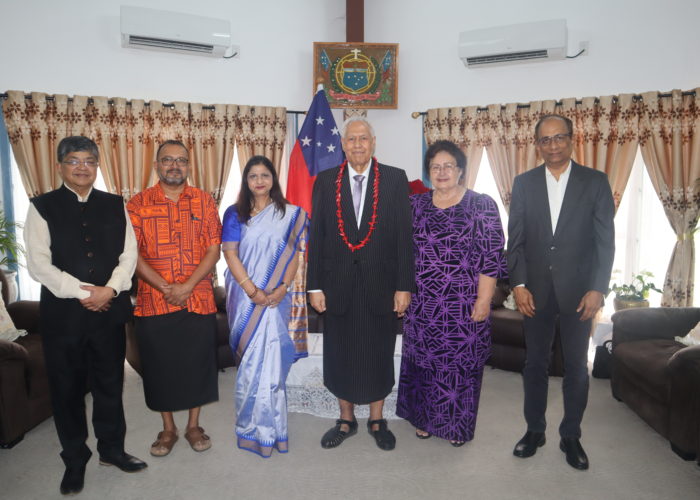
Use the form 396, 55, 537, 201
150, 429, 178, 457
185, 426, 212, 452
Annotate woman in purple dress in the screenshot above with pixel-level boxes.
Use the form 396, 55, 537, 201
397, 140, 506, 446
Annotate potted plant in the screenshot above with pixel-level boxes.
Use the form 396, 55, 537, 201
0, 210, 23, 268
0, 211, 24, 303
608, 270, 662, 311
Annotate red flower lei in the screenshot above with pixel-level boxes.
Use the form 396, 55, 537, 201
336, 158, 380, 252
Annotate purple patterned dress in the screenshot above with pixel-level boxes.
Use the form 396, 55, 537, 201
397, 190, 506, 441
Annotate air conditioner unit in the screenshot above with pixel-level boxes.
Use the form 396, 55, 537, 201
120, 5, 238, 58
459, 19, 567, 68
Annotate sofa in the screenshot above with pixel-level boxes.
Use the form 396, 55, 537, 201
611, 306, 700, 460
487, 279, 564, 375
0, 273, 52, 448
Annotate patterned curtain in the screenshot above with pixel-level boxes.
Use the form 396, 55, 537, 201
638, 89, 700, 306
423, 106, 484, 188
558, 95, 640, 210
234, 105, 287, 173
90, 97, 155, 200
186, 103, 237, 205
2, 91, 91, 197
4, 93, 243, 204
481, 101, 554, 211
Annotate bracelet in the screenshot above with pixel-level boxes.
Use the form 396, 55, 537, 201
238, 276, 251, 286
247, 287, 259, 299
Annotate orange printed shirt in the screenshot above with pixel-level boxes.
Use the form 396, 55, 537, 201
127, 183, 222, 317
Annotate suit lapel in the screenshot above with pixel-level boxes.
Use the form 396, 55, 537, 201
358, 164, 376, 238
554, 162, 585, 238
532, 165, 553, 239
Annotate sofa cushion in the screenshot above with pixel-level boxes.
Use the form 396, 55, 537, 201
14, 334, 49, 397
614, 339, 685, 402
490, 308, 525, 347
675, 320, 700, 346
0, 285, 26, 342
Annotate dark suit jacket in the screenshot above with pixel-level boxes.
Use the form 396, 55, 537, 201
507, 161, 615, 313
307, 162, 415, 316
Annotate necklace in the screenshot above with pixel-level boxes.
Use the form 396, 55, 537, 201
335, 158, 380, 252
251, 198, 272, 215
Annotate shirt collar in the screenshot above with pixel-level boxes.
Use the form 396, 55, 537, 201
63, 184, 93, 202
545, 160, 572, 182
347, 162, 370, 178
155, 182, 194, 201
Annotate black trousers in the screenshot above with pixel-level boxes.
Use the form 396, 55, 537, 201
522, 283, 591, 438
323, 270, 397, 405
41, 318, 127, 468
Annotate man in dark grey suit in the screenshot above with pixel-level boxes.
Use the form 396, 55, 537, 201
507, 115, 615, 470
307, 117, 414, 451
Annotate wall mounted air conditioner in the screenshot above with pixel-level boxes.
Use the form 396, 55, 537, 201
459, 19, 567, 68
120, 5, 238, 58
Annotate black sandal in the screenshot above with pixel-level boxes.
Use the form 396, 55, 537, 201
450, 441, 466, 447
321, 418, 358, 449
367, 419, 396, 451
415, 430, 432, 439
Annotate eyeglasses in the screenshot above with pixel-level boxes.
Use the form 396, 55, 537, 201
159, 156, 189, 167
429, 163, 458, 173
536, 133, 571, 146
61, 159, 98, 168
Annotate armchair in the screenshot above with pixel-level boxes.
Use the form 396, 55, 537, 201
611, 306, 700, 460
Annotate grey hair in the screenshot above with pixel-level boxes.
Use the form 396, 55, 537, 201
340, 116, 375, 138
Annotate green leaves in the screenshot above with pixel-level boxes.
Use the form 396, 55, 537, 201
0, 211, 23, 268
608, 269, 662, 301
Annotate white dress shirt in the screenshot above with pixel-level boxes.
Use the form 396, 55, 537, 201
24, 185, 137, 300
348, 162, 370, 228
545, 161, 571, 234
515, 161, 572, 288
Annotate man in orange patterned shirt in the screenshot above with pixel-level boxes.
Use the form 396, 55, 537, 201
127, 140, 222, 458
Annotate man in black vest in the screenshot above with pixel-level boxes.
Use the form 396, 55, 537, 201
25, 136, 146, 495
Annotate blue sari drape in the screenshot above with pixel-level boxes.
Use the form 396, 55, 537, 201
222, 203, 308, 457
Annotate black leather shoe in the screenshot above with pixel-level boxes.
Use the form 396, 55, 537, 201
560, 438, 589, 470
513, 431, 546, 458
321, 418, 358, 449
98, 452, 148, 472
60, 464, 86, 495
367, 419, 396, 451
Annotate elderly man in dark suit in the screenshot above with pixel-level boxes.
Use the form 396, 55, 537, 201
507, 114, 615, 470
307, 117, 415, 451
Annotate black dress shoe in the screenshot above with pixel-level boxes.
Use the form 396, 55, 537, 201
98, 452, 148, 472
560, 438, 589, 470
321, 418, 358, 449
367, 419, 396, 451
513, 431, 546, 458
60, 464, 86, 495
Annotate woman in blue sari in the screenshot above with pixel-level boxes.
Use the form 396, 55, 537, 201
222, 155, 308, 458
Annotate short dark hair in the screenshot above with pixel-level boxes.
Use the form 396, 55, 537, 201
156, 139, 188, 158
57, 136, 98, 163
424, 140, 466, 176
534, 114, 573, 139
236, 155, 287, 223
